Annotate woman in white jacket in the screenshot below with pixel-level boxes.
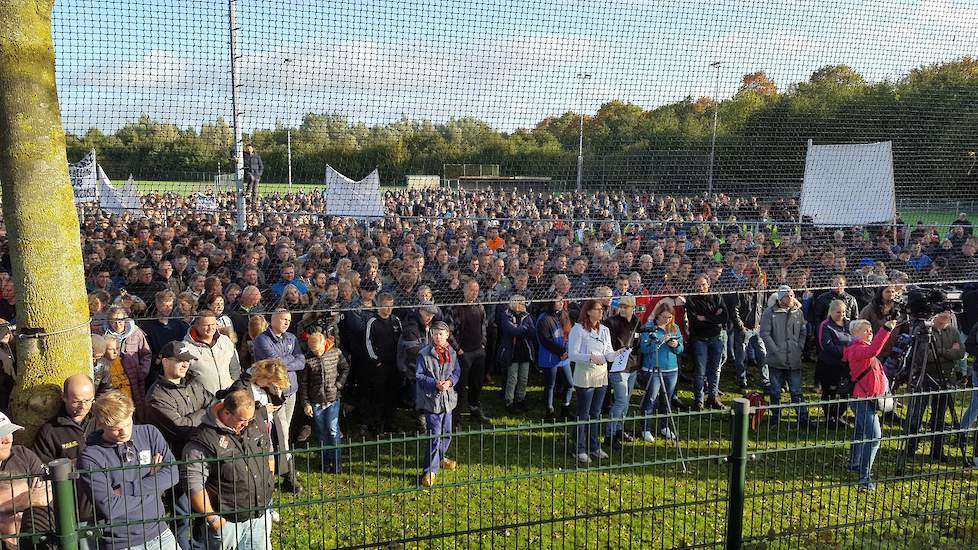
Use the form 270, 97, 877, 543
567, 299, 620, 464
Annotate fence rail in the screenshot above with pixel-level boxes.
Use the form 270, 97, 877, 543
7, 388, 978, 549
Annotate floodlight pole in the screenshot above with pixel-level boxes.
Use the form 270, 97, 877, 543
229, 0, 247, 230
707, 61, 721, 197
575, 73, 591, 192
284, 57, 293, 191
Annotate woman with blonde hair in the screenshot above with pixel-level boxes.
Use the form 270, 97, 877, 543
637, 301, 684, 441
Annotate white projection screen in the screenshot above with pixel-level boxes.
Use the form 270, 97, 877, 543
799, 141, 896, 226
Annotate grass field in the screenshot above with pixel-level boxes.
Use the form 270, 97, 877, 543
264, 370, 978, 549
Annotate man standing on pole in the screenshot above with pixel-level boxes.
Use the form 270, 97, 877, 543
243, 144, 263, 203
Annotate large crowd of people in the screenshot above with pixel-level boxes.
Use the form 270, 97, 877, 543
0, 187, 977, 548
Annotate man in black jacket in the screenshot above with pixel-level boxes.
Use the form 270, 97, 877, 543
183, 390, 274, 550
33, 374, 96, 464
145, 340, 212, 550
451, 279, 491, 424
145, 341, 213, 458
364, 293, 402, 432
726, 271, 769, 391
243, 144, 263, 202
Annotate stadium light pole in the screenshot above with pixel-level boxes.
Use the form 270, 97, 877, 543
707, 61, 721, 196
576, 73, 591, 192
228, 0, 247, 230
284, 57, 293, 191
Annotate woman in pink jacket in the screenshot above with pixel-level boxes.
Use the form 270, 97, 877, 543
843, 318, 897, 490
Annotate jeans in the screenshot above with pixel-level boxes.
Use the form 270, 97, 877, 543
122, 528, 177, 550
504, 362, 530, 404
850, 399, 882, 485
639, 369, 678, 432
768, 368, 809, 421
313, 401, 342, 472
960, 367, 978, 433
692, 335, 725, 402
423, 411, 453, 474
542, 365, 573, 410
173, 492, 192, 550
606, 371, 637, 436
200, 513, 271, 550
732, 329, 768, 387
575, 385, 608, 454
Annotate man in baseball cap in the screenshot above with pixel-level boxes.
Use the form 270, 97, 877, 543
0, 411, 56, 550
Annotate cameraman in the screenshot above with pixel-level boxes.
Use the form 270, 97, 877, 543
905, 309, 965, 461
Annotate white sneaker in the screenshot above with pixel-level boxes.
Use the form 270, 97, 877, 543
660, 427, 678, 440
575, 452, 592, 464
270, 510, 281, 523
641, 431, 655, 442
590, 449, 609, 460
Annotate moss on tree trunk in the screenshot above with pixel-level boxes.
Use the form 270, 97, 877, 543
0, 0, 93, 443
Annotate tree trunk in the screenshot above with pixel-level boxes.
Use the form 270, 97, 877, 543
0, 0, 91, 443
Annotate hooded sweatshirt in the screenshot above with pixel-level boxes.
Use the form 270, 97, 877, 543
76, 424, 177, 550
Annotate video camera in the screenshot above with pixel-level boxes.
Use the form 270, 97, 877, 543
899, 287, 962, 321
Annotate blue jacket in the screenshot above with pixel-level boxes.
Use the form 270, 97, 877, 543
77, 425, 178, 550
638, 325, 684, 372
253, 328, 306, 396
535, 311, 566, 369
496, 309, 535, 368
415, 344, 461, 414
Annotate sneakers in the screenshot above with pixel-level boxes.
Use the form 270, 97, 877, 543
660, 427, 678, 440
575, 452, 592, 464
693, 401, 705, 412
440, 458, 458, 471
640, 431, 655, 442
590, 449, 609, 460
858, 480, 876, 491
707, 397, 725, 410
420, 472, 436, 487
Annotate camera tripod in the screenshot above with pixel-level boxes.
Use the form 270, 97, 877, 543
895, 320, 969, 471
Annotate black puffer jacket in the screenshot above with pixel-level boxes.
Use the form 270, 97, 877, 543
299, 344, 350, 406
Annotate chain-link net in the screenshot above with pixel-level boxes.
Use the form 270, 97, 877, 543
44, 0, 978, 328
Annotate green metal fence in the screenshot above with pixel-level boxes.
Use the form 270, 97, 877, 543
9, 388, 978, 549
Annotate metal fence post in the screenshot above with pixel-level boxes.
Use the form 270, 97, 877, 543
48, 458, 80, 550
725, 398, 750, 550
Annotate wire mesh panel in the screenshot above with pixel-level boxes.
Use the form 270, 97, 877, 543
744, 388, 978, 548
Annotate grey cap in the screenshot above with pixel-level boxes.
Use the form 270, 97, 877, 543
430, 320, 450, 333
776, 285, 792, 300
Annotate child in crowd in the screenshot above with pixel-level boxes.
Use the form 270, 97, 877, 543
415, 321, 461, 487
101, 335, 133, 402
300, 332, 349, 473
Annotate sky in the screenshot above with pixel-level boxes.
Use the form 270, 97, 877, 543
51, 0, 978, 134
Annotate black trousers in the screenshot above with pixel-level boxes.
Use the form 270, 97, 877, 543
363, 361, 399, 430
458, 349, 486, 410
905, 376, 950, 458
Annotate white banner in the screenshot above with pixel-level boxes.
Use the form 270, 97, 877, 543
195, 193, 218, 212
97, 169, 141, 215
323, 166, 385, 218
800, 141, 896, 226
69, 149, 98, 203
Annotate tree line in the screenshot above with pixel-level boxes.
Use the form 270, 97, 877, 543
66, 60, 978, 198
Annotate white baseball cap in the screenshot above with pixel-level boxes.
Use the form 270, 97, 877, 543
0, 412, 24, 437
